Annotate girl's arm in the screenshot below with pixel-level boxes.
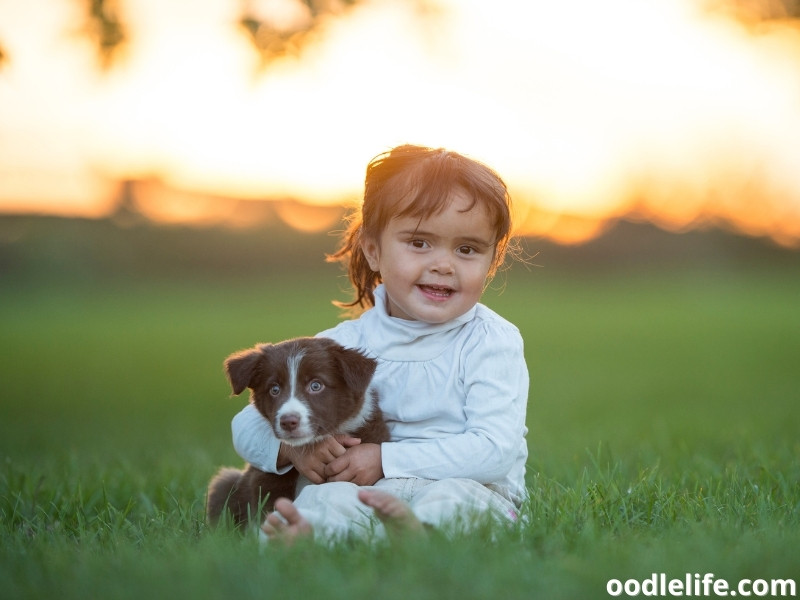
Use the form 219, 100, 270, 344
231, 404, 288, 474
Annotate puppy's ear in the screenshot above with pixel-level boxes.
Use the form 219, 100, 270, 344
224, 346, 267, 396
334, 346, 377, 394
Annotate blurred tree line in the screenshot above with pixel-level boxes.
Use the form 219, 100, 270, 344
1, 210, 795, 287
0, 213, 343, 283
1, 0, 799, 72
73, 0, 800, 71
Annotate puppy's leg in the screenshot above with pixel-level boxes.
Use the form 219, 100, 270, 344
243, 468, 300, 514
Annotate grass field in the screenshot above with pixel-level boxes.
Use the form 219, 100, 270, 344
1, 222, 799, 599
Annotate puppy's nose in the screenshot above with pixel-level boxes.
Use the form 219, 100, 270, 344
279, 413, 301, 432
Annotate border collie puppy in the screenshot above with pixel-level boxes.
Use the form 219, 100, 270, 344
207, 337, 388, 528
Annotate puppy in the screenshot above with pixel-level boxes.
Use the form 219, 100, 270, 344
206, 337, 389, 528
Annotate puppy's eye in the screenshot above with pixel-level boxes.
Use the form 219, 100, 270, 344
308, 380, 324, 393
269, 384, 281, 396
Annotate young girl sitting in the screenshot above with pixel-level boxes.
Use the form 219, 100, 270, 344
231, 144, 529, 543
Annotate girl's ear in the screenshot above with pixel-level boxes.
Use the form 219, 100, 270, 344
360, 236, 381, 272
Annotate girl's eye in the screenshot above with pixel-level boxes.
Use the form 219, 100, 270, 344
269, 384, 281, 396
457, 245, 477, 255
410, 239, 428, 249
308, 380, 324, 393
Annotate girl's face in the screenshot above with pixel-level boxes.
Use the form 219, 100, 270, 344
361, 189, 495, 323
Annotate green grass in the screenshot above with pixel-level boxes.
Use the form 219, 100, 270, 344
2, 257, 799, 599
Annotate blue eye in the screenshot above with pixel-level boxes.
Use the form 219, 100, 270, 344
269, 384, 281, 396
308, 380, 324, 393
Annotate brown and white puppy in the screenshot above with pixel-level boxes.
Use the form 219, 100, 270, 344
206, 337, 388, 528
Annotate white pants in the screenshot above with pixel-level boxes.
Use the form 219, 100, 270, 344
269, 477, 519, 544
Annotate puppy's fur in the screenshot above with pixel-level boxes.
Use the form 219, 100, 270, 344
206, 337, 388, 527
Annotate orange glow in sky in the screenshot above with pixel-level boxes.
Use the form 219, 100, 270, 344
1, 0, 799, 246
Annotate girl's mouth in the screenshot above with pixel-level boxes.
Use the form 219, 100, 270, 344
418, 284, 454, 298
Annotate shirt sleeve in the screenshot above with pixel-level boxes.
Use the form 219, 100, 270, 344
231, 403, 293, 474
380, 323, 529, 483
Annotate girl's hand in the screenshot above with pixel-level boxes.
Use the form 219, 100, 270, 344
324, 443, 383, 486
280, 435, 361, 484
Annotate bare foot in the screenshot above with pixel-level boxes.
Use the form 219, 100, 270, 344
358, 489, 426, 537
261, 498, 313, 545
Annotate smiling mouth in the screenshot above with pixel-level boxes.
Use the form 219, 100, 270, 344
418, 284, 455, 298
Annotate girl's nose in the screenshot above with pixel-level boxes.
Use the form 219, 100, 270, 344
430, 251, 454, 274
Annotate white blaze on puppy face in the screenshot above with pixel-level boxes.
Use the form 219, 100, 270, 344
274, 350, 314, 444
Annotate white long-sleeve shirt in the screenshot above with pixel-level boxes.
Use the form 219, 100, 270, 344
231, 284, 530, 504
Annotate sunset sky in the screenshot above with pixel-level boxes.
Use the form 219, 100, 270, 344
1, 0, 799, 245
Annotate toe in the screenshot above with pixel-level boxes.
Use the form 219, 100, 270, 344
274, 498, 304, 525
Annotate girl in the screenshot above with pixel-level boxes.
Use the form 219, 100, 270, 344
231, 144, 529, 543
